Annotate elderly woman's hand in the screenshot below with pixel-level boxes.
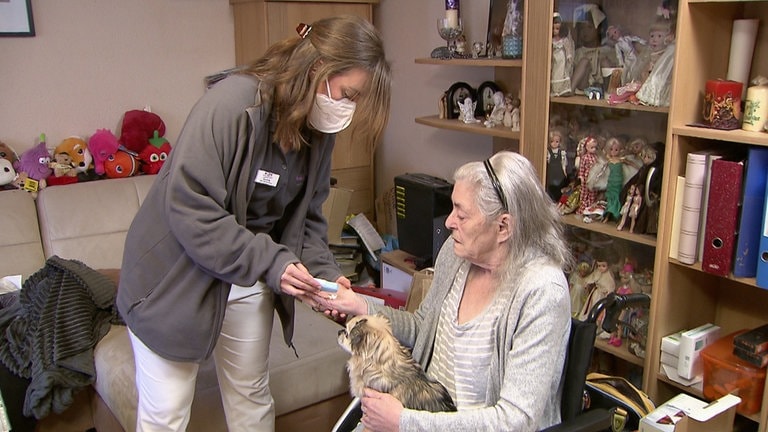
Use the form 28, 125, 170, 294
310, 278, 368, 319
361, 388, 403, 432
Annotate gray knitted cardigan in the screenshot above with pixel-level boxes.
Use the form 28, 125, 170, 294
0, 256, 119, 419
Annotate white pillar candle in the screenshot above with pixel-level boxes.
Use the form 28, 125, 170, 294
445, 0, 459, 28
742, 84, 768, 132
727, 19, 760, 100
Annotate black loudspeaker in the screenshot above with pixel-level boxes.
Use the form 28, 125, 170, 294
394, 173, 453, 266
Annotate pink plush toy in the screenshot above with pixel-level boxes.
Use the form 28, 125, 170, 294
88, 129, 120, 176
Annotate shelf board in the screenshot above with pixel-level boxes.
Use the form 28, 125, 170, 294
415, 115, 521, 139
669, 259, 760, 288
594, 338, 645, 366
672, 125, 768, 147
561, 213, 657, 247
415, 57, 522, 67
550, 96, 669, 113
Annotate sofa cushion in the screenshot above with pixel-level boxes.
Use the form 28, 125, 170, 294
36, 175, 156, 269
0, 190, 46, 280
93, 302, 349, 431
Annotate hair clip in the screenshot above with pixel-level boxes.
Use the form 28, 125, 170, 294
296, 23, 312, 39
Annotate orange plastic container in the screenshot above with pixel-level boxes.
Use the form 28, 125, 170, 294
701, 330, 767, 415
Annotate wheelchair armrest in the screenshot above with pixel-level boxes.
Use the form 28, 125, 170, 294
331, 396, 363, 432
539, 408, 613, 432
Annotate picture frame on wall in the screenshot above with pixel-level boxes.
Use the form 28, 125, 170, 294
0, 0, 35, 37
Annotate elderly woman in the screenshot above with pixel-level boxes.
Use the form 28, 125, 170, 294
317, 151, 572, 431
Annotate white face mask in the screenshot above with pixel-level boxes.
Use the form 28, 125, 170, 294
308, 79, 357, 133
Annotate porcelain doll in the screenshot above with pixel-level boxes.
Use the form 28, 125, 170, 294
569, 261, 592, 318
634, 17, 676, 106
604, 25, 646, 72
616, 183, 635, 231
551, 12, 575, 96
578, 255, 616, 325
546, 128, 568, 201
484, 91, 506, 127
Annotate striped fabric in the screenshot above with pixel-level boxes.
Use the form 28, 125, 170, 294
0, 256, 119, 419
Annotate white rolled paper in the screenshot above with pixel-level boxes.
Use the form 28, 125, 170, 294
743, 85, 768, 132
727, 19, 760, 100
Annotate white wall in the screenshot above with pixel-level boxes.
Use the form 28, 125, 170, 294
0, 0, 235, 152
374, 0, 495, 193
1, 0, 496, 203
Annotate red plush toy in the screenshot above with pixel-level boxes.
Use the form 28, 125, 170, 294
119, 109, 166, 153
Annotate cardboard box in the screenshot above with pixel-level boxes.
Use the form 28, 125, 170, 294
639, 393, 740, 432
322, 187, 353, 245
678, 323, 721, 379
662, 330, 685, 357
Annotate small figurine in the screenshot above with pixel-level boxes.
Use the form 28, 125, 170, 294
578, 252, 616, 328
458, 97, 479, 124
455, 34, 468, 57
550, 12, 575, 96
472, 41, 485, 59
509, 97, 521, 131
484, 91, 506, 128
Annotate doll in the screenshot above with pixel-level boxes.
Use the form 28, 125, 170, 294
576, 136, 599, 215
502, 94, 514, 128
546, 128, 568, 201
578, 253, 616, 326
634, 17, 676, 106
509, 97, 521, 131
608, 263, 637, 347
550, 12, 575, 96
569, 261, 592, 318
604, 25, 646, 85
616, 183, 635, 231
557, 179, 580, 215
628, 184, 643, 234
601, 137, 626, 222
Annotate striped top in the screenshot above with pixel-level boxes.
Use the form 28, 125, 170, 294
427, 262, 504, 408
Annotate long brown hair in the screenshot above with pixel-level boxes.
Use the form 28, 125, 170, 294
242, 15, 391, 152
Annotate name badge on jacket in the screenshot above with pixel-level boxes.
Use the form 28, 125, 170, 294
255, 169, 279, 187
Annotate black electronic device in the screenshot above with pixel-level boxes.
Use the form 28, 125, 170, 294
394, 173, 453, 267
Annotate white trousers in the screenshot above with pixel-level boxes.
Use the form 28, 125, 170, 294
129, 282, 275, 432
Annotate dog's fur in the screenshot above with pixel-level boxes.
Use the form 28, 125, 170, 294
337, 314, 457, 412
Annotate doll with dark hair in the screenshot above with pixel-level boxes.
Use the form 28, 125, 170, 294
551, 12, 575, 96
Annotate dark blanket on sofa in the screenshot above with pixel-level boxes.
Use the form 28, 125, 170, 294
0, 256, 119, 419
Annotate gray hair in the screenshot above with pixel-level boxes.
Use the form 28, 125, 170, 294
453, 151, 571, 273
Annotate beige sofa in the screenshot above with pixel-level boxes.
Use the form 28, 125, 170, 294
0, 175, 351, 431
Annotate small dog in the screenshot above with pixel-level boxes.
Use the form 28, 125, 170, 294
337, 314, 457, 412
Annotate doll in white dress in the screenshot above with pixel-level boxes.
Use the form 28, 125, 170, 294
551, 12, 575, 96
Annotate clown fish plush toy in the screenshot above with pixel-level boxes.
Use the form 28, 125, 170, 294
104, 149, 140, 178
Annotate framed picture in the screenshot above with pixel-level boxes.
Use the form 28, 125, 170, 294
486, 0, 521, 57
0, 0, 35, 37
475, 81, 502, 118
446, 82, 476, 120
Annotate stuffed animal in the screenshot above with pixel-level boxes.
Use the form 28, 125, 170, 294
55, 136, 93, 175
88, 129, 120, 176
119, 109, 166, 153
13, 140, 52, 193
0, 158, 18, 191
0, 140, 19, 166
46, 151, 80, 187
139, 137, 171, 175
104, 149, 140, 178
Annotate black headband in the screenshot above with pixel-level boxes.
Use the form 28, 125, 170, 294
484, 159, 509, 212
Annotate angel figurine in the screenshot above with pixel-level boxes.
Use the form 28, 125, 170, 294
458, 97, 479, 124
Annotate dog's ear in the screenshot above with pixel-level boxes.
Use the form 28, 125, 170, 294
349, 318, 368, 353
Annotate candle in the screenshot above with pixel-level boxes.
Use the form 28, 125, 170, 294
703, 79, 743, 130
742, 84, 768, 132
445, 0, 459, 28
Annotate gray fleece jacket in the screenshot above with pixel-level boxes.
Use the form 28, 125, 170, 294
117, 74, 342, 362
369, 238, 571, 431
